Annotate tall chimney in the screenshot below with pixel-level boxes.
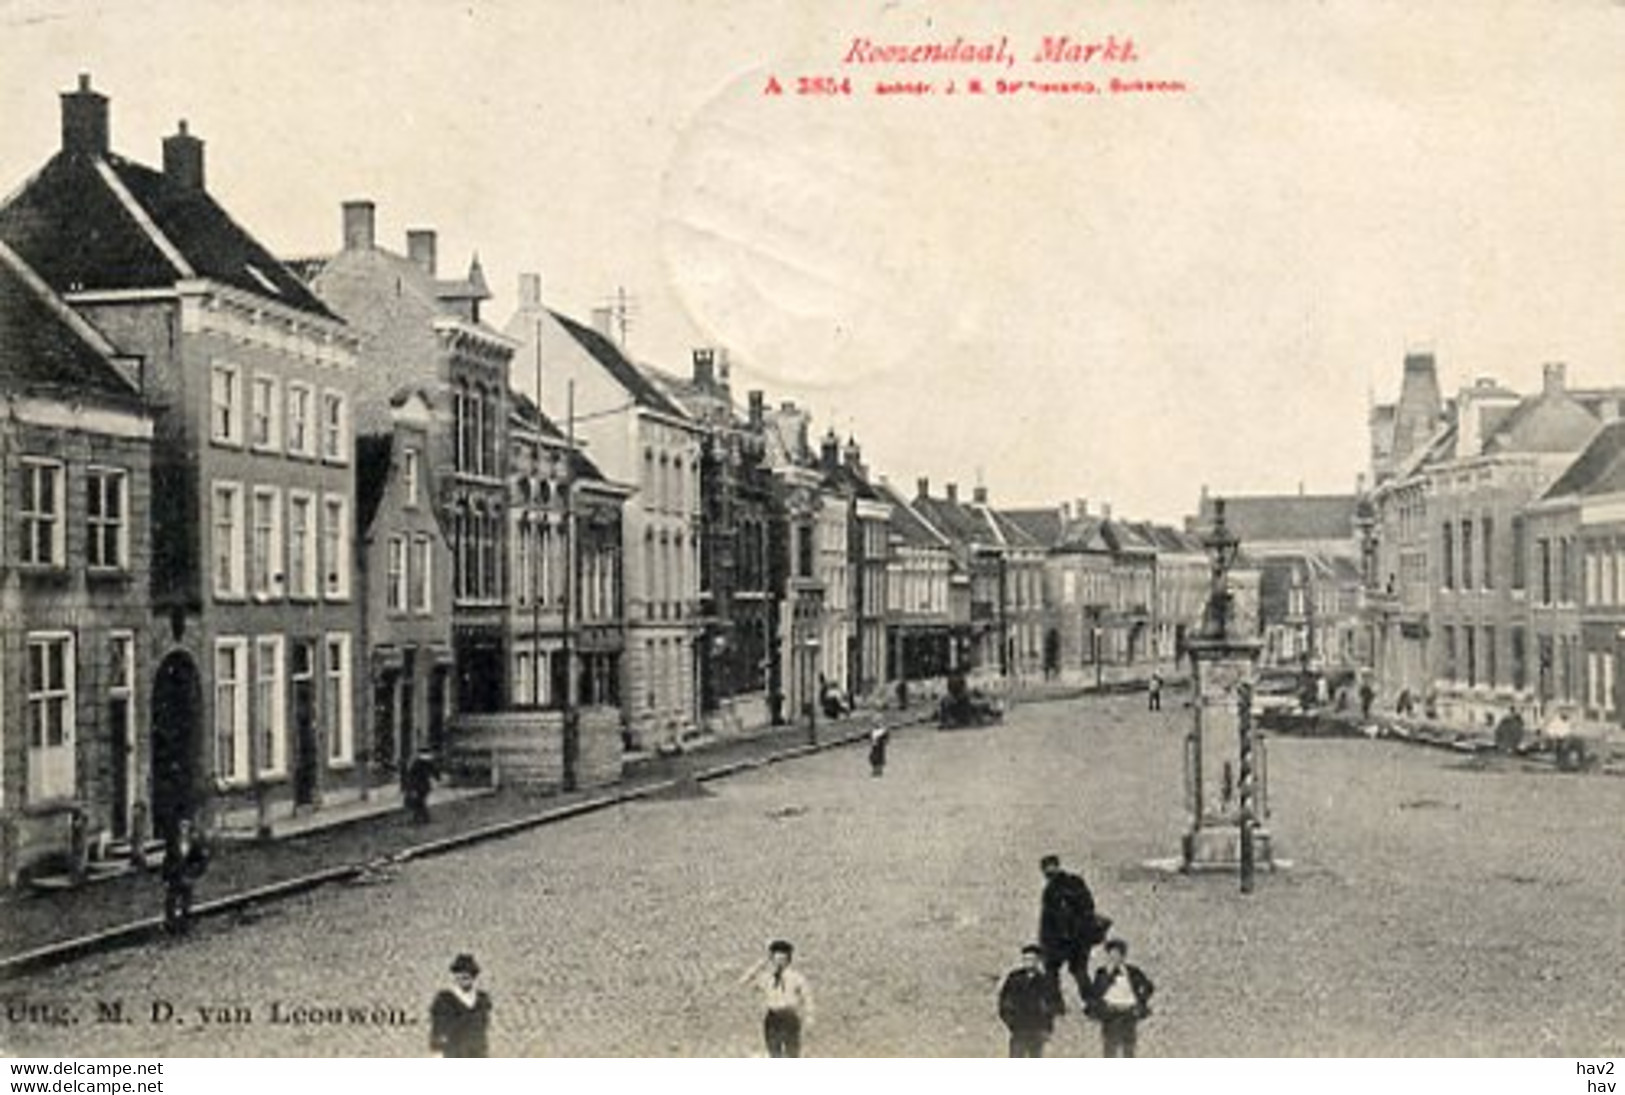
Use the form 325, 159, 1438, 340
518, 273, 542, 309
162, 119, 204, 190
916, 477, 930, 500
1076, 498, 1088, 517
342, 201, 376, 251
973, 485, 988, 504
945, 482, 958, 504
692, 348, 716, 388
1542, 361, 1567, 396
61, 73, 109, 155
406, 230, 437, 276
748, 390, 765, 429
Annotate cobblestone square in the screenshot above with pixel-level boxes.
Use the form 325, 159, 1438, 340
3, 694, 1621, 1057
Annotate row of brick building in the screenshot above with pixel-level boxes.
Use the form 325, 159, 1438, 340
0, 77, 1263, 885
1364, 352, 1625, 732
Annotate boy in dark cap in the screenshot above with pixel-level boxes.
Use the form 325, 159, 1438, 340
1086, 938, 1155, 1057
739, 939, 813, 1057
998, 943, 1065, 1056
429, 953, 493, 1057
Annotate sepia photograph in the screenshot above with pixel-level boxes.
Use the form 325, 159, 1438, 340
0, 0, 1622, 1065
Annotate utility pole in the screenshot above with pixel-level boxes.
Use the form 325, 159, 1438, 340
562, 380, 579, 792
533, 319, 543, 713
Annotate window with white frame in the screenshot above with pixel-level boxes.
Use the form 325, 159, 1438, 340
321, 390, 349, 464
325, 633, 353, 765
250, 374, 281, 451
20, 459, 65, 567
214, 637, 249, 785
288, 491, 317, 599
387, 535, 408, 612
515, 651, 533, 707
251, 486, 284, 600
323, 494, 350, 600
86, 467, 128, 570
211, 363, 244, 445
254, 635, 286, 778
26, 633, 75, 800
286, 382, 314, 457
413, 534, 433, 614
403, 448, 421, 508
212, 481, 246, 598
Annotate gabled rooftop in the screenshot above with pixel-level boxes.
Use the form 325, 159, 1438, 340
549, 310, 688, 420
1196, 494, 1357, 545
0, 79, 336, 320
1543, 420, 1625, 500
0, 238, 143, 408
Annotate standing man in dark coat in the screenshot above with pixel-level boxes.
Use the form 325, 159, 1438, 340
1039, 853, 1104, 1007
404, 751, 437, 825
998, 943, 1065, 1056
161, 817, 209, 935
429, 954, 492, 1057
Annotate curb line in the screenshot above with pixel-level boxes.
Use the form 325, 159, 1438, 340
0, 715, 926, 981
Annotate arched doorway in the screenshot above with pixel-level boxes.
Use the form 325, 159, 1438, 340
150, 651, 202, 840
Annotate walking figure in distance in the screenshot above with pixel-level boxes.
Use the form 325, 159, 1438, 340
739, 939, 813, 1057
1085, 938, 1155, 1057
161, 817, 209, 935
429, 953, 492, 1057
868, 725, 890, 777
405, 750, 438, 825
1147, 670, 1163, 711
998, 943, 1065, 1057
1039, 854, 1106, 1007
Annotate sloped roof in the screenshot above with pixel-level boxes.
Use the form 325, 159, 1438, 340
824, 459, 881, 501
876, 481, 949, 550
1543, 420, 1625, 499
510, 388, 607, 482
1058, 515, 1110, 552
1104, 519, 1157, 555
1002, 507, 1064, 548
984, 506, 1041, 549
550, 310, 687, 419
1483, 391, 1600, 455
0, 151, 337, 320
1200, 495, 1356, 544
0, 240, 142, 408
912, 492, 998, 548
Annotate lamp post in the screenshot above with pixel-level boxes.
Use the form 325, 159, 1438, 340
1180, 497, 1269, 888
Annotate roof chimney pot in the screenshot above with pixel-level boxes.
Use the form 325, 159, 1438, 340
406, 229, 437, 277
162, 119, 205, 190
61, 73, 110, 155
342, 201, 376, 251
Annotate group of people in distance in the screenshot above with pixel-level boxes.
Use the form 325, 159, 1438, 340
998, 854, 1155, 1057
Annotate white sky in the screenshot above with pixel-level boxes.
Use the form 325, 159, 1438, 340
3, 0, 1623, 521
